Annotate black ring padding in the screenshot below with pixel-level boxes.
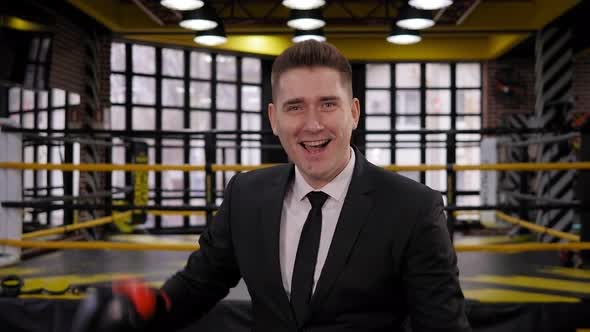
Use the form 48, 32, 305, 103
0, 275, 23, 297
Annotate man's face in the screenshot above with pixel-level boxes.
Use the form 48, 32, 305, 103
268, 66, 360, 188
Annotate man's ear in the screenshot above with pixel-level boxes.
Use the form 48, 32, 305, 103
351, 98, 360, 130
268, 103, 278, 135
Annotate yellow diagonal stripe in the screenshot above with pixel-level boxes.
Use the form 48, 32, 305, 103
464, 288, 580, 303
539, 267, 590, 280
463, 275, 590, 294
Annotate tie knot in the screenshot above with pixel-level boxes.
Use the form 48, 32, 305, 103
307, 191, 328, 209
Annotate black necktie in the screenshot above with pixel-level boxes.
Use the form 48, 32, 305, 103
290, 191, 329, 326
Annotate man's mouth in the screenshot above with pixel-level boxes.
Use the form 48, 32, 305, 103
300, 139, 331, 152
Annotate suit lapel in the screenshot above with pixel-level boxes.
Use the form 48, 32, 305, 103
259, 164, 294, 323
311, 149, 374, 311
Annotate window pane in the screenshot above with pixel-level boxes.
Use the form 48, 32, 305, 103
132, 76, 156, 104
191, 52, 211, 79
23, 112, 34, 128
241, 113, 261, 131
242, 57, 261, 83
241, 85, 261, 111
162, 109, 184, 130
366, 147, 390, 166
457, 147, 480, 191
216, 112, 236, 130
132, 45, 155, 74
111, 43, 126, 72
216, 83, 237, 110
456, 115, 481, 141
395, 116, 420, 142
426, 115, 450, 140
396, 149, 420, 182
110, 106, 126, 130
366, 116, 390, 131
396, 90, 420, 114
162, 79, 184, 107
457, 90, 481, 114
9, 88, 20, 111
426, 148, 445, 191
162, 199, 184, 227
35, 91, 47, 109
366, 64, 390, 88
132, 107, 155, 130
366, 90, 390, 114
190, 111, 211, 130
9, 113, 20, 125
190, 81, 211, 108
426, 90, 450, 114
396, 63, 420, 88
110, 74, 126, 104
52, 109, 65, 130
216, 55, 236, 81
457, 63, 481, 88
69, 93, 81, 105
23, 90, 35, 110
162, 48, 184, 77
38, 111, 48, 130
112, 138, 126, 188
241, 114, 261, 165
190, 142, 206, 196
426, 63, 450, 87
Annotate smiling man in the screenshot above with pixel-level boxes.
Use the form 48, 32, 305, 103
72, 40, 470, 332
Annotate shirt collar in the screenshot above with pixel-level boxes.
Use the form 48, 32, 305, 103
293, 146, 356, 203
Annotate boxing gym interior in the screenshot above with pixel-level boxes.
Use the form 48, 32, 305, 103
1, 0, 590, 331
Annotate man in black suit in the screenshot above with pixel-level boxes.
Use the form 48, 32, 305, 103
74, 40, 470, 332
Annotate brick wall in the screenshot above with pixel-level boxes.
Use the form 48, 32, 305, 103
573, 51, 590, 113
483, 57, 536, 128
49, 7, 111, 127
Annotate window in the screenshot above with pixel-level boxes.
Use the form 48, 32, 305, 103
8, 87, 77, 226
110, 42, 263, 229
365, 62, 482, 205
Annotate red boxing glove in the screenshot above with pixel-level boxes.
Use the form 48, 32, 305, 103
72, 278, 171, 332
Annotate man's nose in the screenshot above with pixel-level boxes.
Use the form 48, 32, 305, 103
302, 110, 324, 131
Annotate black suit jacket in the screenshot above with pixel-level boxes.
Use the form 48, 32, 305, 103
162, 147, 470, 332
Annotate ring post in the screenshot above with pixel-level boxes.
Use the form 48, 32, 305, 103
0, 120, 22, 267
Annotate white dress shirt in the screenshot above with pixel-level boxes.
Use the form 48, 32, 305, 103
279, 147, 356, 298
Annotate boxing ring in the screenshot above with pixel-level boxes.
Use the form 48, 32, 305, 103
1, 123, 590, 331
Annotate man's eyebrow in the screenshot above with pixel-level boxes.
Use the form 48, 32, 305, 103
319, 96, 341, 102
281, 98, 304, 108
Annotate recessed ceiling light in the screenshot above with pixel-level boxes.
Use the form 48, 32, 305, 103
160, 0, 204, 11
387, 27, 422, 45
287, 9, 325, 30
292, 29, 326, 43
409, 0, 453, 10
282, 0, 325, 10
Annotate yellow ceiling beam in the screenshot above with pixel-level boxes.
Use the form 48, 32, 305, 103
125, 33, 523, 61
69, 0, 580, 60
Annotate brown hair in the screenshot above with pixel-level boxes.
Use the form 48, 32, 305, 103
271, 40, 353, 101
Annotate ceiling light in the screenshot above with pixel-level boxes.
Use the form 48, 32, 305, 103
287, 9, 325, 30
160, 0, 204, 11
409, 0, 453, 10
194, 23, 227, 46
292, 29, 326, 43
282, 0, 325, 10
387, 27, 421, 45
396, 6, 435, 30
179, 4, 218, 31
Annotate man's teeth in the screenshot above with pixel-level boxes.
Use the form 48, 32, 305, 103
303, 139, 329, 147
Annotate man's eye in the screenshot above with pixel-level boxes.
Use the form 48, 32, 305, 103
323, 102, 336, 109
287, 105, 301, 112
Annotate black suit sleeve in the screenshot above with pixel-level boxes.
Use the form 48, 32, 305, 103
402, 192, 471, 332
158, 173, 242, 330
